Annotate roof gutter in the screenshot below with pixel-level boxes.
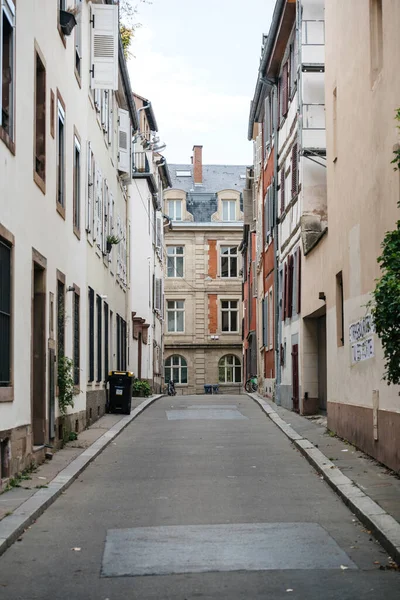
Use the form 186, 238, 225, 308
247, 0, 286, 140
118, 37, 139, 131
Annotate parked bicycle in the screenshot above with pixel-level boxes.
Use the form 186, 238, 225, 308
245, 375, 258, 393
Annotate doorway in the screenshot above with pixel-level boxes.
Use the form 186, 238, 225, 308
317, 315, 327, 412
291, 343, 299, 412
32, 261, 46, 445
137, 332, 142, 379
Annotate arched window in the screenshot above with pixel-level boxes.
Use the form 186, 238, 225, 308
165, 355, 187, 384
218, 355, 241, 383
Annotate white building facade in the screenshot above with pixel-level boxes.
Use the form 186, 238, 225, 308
0, 0, 137, 483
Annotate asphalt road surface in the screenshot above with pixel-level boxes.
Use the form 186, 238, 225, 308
0, 395, 399, 599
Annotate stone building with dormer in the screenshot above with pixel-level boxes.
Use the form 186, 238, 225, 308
163, 146, 246, 394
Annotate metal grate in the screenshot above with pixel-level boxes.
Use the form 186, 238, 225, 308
0, 240, 11, 387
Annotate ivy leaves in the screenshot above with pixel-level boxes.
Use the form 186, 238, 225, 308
370, 109, 400, 385
58, 356, 76, 416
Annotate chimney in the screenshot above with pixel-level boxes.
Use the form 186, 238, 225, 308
193, 145, 203, 184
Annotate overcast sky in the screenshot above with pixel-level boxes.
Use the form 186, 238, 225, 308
127, 0, 275, 166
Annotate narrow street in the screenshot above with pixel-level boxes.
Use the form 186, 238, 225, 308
0, 395, 399, 599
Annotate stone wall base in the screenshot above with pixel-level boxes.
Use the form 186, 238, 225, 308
327, 402, 400, 473
86, 389, 107, 427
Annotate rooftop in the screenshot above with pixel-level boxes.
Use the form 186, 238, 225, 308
169, 164, 247, 194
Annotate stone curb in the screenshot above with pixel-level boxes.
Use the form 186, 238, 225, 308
0, 395, 163, 557
249, 393, 400, 564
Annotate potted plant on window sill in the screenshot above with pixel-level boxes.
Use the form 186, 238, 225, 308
132, 379, 151, 398
106, 235, 121, 254
60, 7, 78, 36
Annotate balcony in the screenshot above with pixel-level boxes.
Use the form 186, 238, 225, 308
132, 151, 158, 193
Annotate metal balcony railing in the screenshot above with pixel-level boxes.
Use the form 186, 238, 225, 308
132, 151, 150, 175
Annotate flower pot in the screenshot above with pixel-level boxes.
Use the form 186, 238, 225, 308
106, 241, 112, 254
60, 10, 77, 36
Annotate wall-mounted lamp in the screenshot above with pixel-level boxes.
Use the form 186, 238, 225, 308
210, 335, 219, 341
67, 285, 76, 293
99, 294, 108, 300
318, 292, 326, 302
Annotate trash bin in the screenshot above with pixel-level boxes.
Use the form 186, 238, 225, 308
204, 384, 212, 394
212, 384, 219, 394
107, 371, 134, 415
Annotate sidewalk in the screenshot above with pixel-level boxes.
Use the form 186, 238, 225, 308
0, 395, 162, 556
250, 393, 400, 565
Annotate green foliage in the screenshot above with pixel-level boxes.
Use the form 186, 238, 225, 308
119, 0, 152, 60
370, 108, 400, 385
390, 108, 400, 171
106, 234, 121, 246
132, 379, 151, 397
58, 356, 76, 416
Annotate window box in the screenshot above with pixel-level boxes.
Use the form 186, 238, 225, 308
59, 10, 77, 36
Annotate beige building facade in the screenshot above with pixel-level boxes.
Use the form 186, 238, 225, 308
164, 147, 245, 395
302, 0, 400, 471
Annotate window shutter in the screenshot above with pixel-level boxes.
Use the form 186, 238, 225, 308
291, 143, 298, 197
90, 4, 119, 91
101, 91, 108, 133
280, 169, 285, 214
86, 142, 93, 234
283, 262, 288, 320
263, 295, 269, 347
118, 108, 131, 174
116, 216, 121, 277
108, 93, 113, 146
264, 192, 268, 243
288, 255, 294, 319
94, 163, 103, 247
155, 278, 162, 312
156, 215, 162, 249
297, 247, 301, 314
282, 62, 289, 117
269, 184, 274, 235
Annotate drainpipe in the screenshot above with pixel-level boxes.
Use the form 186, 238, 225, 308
272, 83, 281, 406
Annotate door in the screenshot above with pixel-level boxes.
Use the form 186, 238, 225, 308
317, 315, 327, 412
137, 332, 142, 380
291, 343, 299, 412
32, 263, 46, 445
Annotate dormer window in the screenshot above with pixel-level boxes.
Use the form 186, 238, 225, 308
222, 199, 236, 221
168, 199, 182, 221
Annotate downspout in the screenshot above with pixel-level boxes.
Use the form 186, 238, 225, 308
272, 83, 281, 405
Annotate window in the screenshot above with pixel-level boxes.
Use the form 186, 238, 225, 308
96, 294, 102, 382
73, 134, 81, 234
269, 288, 273, 348
221, 300, 238, 332
73, 291, 80, 385
34, 50, 46, 187
370, 0, 383, 84
264, 96, 271, 154
218, 355, 241, 383
154, 277, 162, 311
176, 170, 191, 177
167, 300, 184, 332
86, 142, 94, 235
220, 246, 238, 278
88, 287, 94, 381
262, 295, 268, 348
167, 246, 184, 278
57, 97, 66, 212
336, 271, 344, 347
0, 0, 15, 144
165, 355, 187, 384
168, 199, 182, 221
264, 185, 274, 241
280, 62, 289, 119
74, 0, 82, 78
222, 199, 236, 221
50, 90, 55, 138
0, 238, 11, 387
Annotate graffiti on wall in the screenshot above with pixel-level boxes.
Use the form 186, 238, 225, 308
349, 314, 375, 364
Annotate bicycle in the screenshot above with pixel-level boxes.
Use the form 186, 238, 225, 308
245, 375, 258, 393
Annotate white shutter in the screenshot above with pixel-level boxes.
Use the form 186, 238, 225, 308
90, 4, 119, 91
101, 91, 108, 132
118, 108, 131, 174
155, 278, 162, 312
86, 142, 94, 235
116, 215, 121, 277
95, 164, 103, 248
109, 192, 114, 233
108, 93, 113, 146
103, 180, 108, 253
156, 215, 161, 249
